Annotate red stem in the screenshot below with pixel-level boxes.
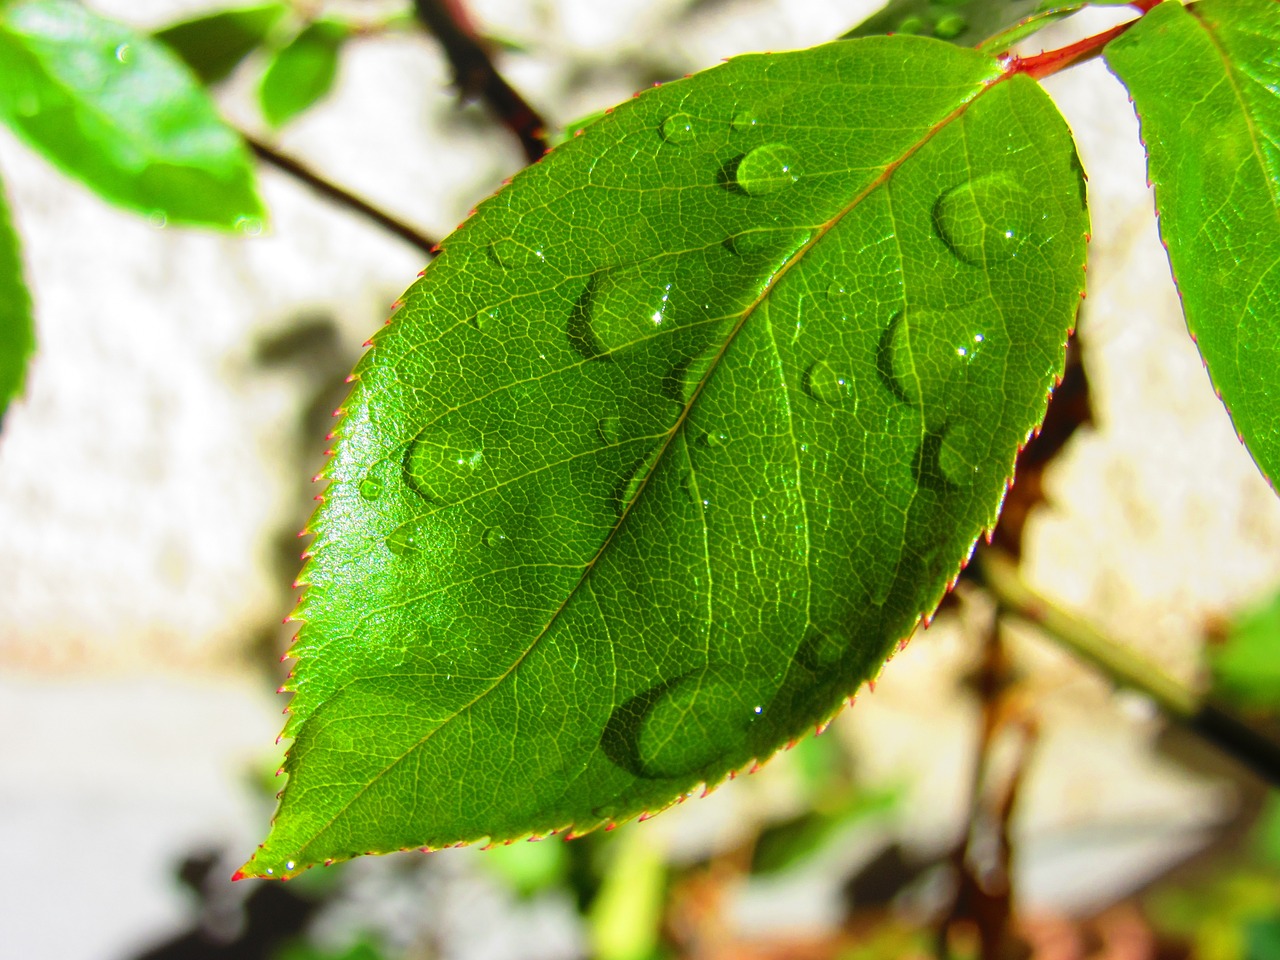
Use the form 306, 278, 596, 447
1002, 0, 1162, 80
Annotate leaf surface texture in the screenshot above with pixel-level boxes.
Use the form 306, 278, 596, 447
243, 36, 1088, 878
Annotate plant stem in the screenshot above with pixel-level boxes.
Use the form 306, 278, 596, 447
1001, 18, 1139, 80
977, 548, 1280, 787
411, 0, 548, 163
245, 135, 439, 258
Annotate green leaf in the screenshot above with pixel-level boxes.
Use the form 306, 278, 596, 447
258, 19, 350, 128
1211, 586, 1280, 712
1104, 0, 1280, 491
239, 36, 1087, 879
843, 0, 1131, 51
0, 0, 263, 229
0, 171, 34, 423
153, 2, 288, 85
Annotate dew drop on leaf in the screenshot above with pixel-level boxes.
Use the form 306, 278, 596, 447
386, 520, 425, 557
802, 358, 852, 404
730, 109, 757, 132
487, 238, 543, 268
697, 430, 728, 448
735, 143, 800, 196
596, 415, 622, 446
404, 417, 486, 504
358, 474, 384, 501
795, 626, 851, 670
659, 113, 696, 144
933, 175, 1031, 265
896, 15, 926, 34
571, 265, 674, 357
481, 525, 510, 548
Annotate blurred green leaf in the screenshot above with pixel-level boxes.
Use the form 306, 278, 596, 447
0, 171, 33, 424
1104, 0, 1280, 491
751, 787, 898, 875
589, 827, 666, 960
1211, 587, 1280, 712
274, 937, 386, 960
259, 19, 351, 128
153, 2, 289, 85
843, 0, 1132, 50
480, 838, 569, 897
0, 0, 264, 228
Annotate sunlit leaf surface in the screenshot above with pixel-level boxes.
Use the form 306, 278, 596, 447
1105, 0, 1280, 490
241, 36, 1087, 878
0, 0, 263, 228
258, 19, 350, 128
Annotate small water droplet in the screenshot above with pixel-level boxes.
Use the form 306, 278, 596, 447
285, 860, 296, 871
404, 417, 486, 504
358, 473, 384, 501
235, 216, 263, 236
796, 627, 850, 670
731, 110, 757, 132
735, 143, 800, 197
148, 211, 168, 229
115, 43, 131, 63
723, 226, 810, 258
933, 13, 968, 38
896, 14, 926, 33
934, 175, 1031, 265
481, 525, 510, 548
659, 113, 696, 144
597, 416, 622, 446
803, 358, 852, 404
470, 305, 500, 331
386, 520, 427, 556
698, 430, 728, 448
825, 281, 846, 299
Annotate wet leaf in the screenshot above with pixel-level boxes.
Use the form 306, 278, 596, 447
0, 172, 34, 424
153, 2, 289, 85
240, 36, 1087, 878
0, 0, 263, 228
1105, 0, 1280, 491
844, 0, 1131, 52
259, 19, 350, 128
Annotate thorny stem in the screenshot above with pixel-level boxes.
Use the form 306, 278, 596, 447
411, 0, 549, 163
978, 548, 1280, 787
245, 135, 439, 258
1001, 0, 1164, 80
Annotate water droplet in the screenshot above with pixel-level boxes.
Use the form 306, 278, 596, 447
486, 238, 543, 268
470, 306, 500, 331
404, 417, 486, 504
235, 216, 263, 236
795, 627, 850, 670
570, 265, 674, 358
934, 13, 968, 38
358, 473, 384, 501
697, 430, 728, 448
723, 226, 810, 258
825, 281, 846, 299
659, 113, 696, 144
386, 520, 427, 556
596, 416, 622, 446
735, 143, 800, 197
803, 358, 852, 405
878, 309, 987, 426
731, 110, 757, 132
148, 211, 168, 229
600, 670, 757, 779
934, 175, 1031, 265
115, 43, 131, 63
896, 14, 926, 33
481, 525, 510, 548
619, 447, 663, 511
285, 860, 296, 870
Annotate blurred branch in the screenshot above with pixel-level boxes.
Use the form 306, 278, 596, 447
411, 0, 549, 163
245, 134, 439, 257
978, 547, 1280, 787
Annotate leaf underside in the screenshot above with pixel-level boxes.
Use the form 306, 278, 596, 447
1105, 0, 1280, 491
241, 36, 1087, 878
0, 0, 263, 228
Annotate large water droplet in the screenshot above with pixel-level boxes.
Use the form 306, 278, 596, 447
600, 670, 758, 779
570, 265, 675, 358
735, 143, 800, 197
404, 417, 486, 505
795, 626, 851, 670
879, 309, 988, 426
660, 113, 696, 144
386, 520, 427, 556
934, 175, 1032, 265
933, 13, 968, 38
803, 358, 853, 405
